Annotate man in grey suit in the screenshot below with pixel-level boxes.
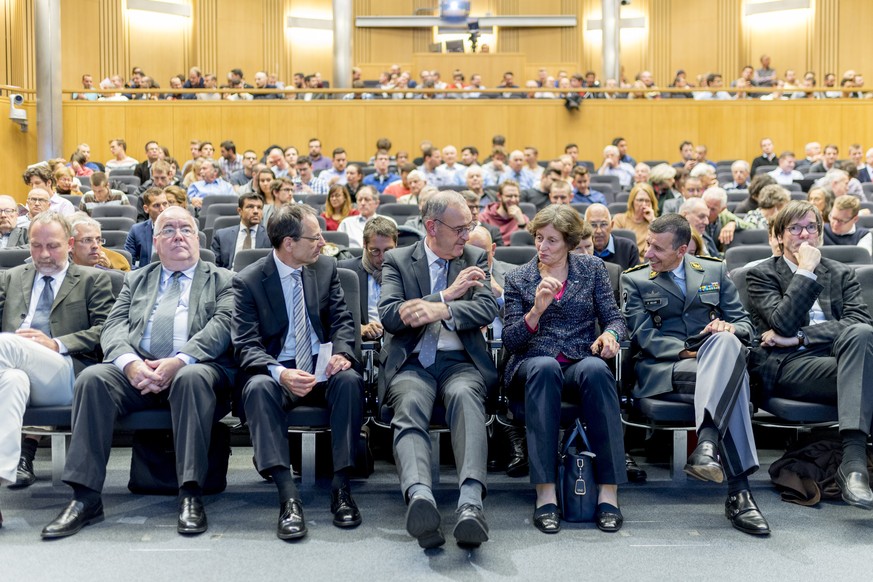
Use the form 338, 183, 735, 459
379, 191, 499, 549
43, 206, 235, 539
0, 213, 113, 524
745, 200, 873, 510
210, 192, 270, 270
0, 195, 28, 249
622, 214, 770, 536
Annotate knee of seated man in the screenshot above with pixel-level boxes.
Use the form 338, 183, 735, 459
844, 322, 873, 341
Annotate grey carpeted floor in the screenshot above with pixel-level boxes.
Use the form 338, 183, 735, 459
2, 445, 873, 581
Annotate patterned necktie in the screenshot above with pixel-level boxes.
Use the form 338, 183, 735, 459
418, 258, 448, 368
150, 272, 182, 358
242, 227, 252, 250
291, 270, 313, 374
29, 276, 55, 337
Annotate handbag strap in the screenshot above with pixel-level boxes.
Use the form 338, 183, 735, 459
562, 418, 593, 454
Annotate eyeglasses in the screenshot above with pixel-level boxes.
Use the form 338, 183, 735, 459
829, 215, 855, 226
28, 197, 50, 204
76, 237, 105, 245
298, 232, 324, 242
434, 218, 477, 237
785, 223, 819, 235
367, 247, 394, 256
158, 226, 196, 238
0, 209, 17, 215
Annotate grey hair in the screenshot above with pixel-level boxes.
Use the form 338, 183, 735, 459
423, 190, 466, 221
702, 186, 728, 207
68, 212, 102, 235
29, 211, 71, 239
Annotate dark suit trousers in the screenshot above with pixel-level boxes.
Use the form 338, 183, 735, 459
773, 323, 873, 433
63, 363, 230, 492
243, 366, 364, 473
515, 356, 627, 486
386, 350, 487, 496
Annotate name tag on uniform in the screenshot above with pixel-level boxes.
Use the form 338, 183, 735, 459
698, 282, 720, 293
644, 296, 667, 309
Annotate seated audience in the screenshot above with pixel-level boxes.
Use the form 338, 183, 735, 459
823, 195, 872, 255
186, 160, 235, 209
383, 163, 414, 199
0, 195, 28, 248
461, 190, 503, 247
124, 187, 169, 269
363, 150, 399, 193
768, 151, 804, 185
722, 160, 751, 190
649, 164, 680, 215
104, 138, 139, 173
479, 180, 529, 246
680, 197, 720, 257
808, 186, 834, 223
396, 170, 426, 205
745, 185, 790, 230
734, 174, 776, 215
262, 177, 294, 226
23, 166, 76, 216
702, 187, 753, 252
69, 213, 131, 271
338, 187, 394, 248
570, 166, 607, 205
78, 172, 130, 215
321, 184, 359, 231
597, 145, 635, 188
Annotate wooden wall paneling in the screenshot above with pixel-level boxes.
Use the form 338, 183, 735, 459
61, 0, 100, 91
716, 0, 740, 81
744, 3, 812, 79
170, 102, 224, 162
264, 0, 286, 80
667, 0, 720, 85
811, 0, 838, 79
839, 101, 873, 153
4, 0, 34, 89
361, 103, 416, 156
696, 103, 750, 162
744, 103, 799, 154
72, 103, 130, 164
1, 0, 8, 85
506, 101, 560, 157
267, 104, 317, 150
287, 0, 334, 80
61, 101, 79, 156
194, 0, 218, 74
215, 0, 265, 83
791, 101, 842, 152
836, 0, 873, 79
123, 104, 179, 161
316, 103, 368, 156
99, 0, 126, 80
647, 0, 670, 85
0, 96, 37, 199
127, 4, 189, 88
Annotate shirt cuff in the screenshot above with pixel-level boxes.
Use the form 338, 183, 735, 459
176, 353, 197, 365
269, 364, 286, 384
54, 339, 68, 355
114, 353, 142, 372
796, 268, 817, 281
442, 302, 456, 331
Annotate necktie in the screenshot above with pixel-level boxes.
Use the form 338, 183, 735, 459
150, 272, 182, 358
242, 227, 252, 250
291, 271, 313, 374
29, 276, 55, 337
670, 272, 686, 298
418, 258, 447, 368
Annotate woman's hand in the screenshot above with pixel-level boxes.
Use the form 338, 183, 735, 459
591, 331, 619, 359
533, 276, 562, 314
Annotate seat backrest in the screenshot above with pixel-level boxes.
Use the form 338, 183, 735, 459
726, 229, 769, 248
60, 194, 82, 208
203, 203, 239, 230
396, 226, 423, 247
518, 202, 537, 220
337, 267, 362, 362
91, 205, 138, 220
852, 265, 873, 319
0, 249, 30, 268
323, 231, 350, 248
724, 245, 771, 272
233, 248, 271, 272
729, 266, 753, 313
821, 245, 872, 265
379, 203, 420, 218
509, 230, 534, 246
212, 216, 240, 233
102, 230, 129, 249
494, 246, 536, 265
590, 174, 621, 192
611, 228, 637, 244
571, 202, 590, 216
379, 194, 397, 205
754, 165, 777, 176
96, 216, 135, 232
607, 202, 626, 216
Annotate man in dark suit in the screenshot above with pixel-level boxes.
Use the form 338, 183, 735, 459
746, 200, 873, 510
585, 204, 640, 270
379, 191, 499, 548
750, 137, 777, 176
124, 187, 170, 269
0, 195, 28, 249
0, 213, 113, 523
133, 140, 161, 184
210, 192, 270, 270
233, 204, 364, 540
42, 207, 235, 538
622, 214, 770, 536
338, 216, 397, 341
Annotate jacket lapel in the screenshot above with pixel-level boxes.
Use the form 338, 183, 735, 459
51, 263, 80, 311
20, 264, 35, 313
652, 271, 684, 301
186, 262, 207, 335
262, 254, 289, 334
412, 241, 431, 298
683, 257, 704, 310
814, 261, 833, 318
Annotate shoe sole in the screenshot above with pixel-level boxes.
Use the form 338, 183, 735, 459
178, 523, 208, 535
333, 516, 362, 528
684, 464, 725, 484
277, 527, 307, 540
453, 517, 490, 546
728, 520, 771, 536
41, 513, 105, 539
836, 472, 873, 510
8, 476, 36, 490
406, 498, 444, 548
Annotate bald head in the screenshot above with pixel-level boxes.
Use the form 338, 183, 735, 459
467, 225, 494, 267
585, 203, 612, 251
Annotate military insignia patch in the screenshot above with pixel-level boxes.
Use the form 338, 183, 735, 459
698, 282, 720, 293
649, 271, 658, 279
690, 261, 704, 272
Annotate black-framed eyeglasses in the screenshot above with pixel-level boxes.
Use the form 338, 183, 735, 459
786, 223, 819, 235
434, 218, 477, 237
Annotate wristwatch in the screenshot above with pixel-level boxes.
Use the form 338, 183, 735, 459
796, 329, 806, 346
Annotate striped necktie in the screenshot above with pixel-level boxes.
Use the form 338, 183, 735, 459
291, 270, 313, 373
150, 272, 182, 358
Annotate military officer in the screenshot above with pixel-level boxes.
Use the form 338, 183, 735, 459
621, 213, 770, 536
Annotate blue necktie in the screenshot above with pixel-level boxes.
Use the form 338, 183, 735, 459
418, 259, 447, 368
29, 276, 54, 337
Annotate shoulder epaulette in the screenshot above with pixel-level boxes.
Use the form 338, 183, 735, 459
623, 262, 650, 274
695, 255, 723, 262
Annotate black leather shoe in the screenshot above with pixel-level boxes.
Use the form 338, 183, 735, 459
725, 490, 770, 536
684, 441, 724, 483
330, 486, 362, 528
277, 499, 307, 540
405, 495, 444, 549
505, 426, 529, 478
625, 454, 647, 483
595, 503, 624, 533
177, 496, 207, 535
8, 456, 36, 489
836, 467, 873, 510
453, 504, 489, 547
41, 500, 105, 539
532, 503, 560, 534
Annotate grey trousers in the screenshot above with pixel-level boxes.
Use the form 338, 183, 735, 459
386, 350, 487, 497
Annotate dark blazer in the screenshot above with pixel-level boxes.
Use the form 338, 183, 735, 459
124, 220, 153, 269
503, 254, 626, 387
859, 167, 873, 183
211, 223, 270, 269
232, 254, 358, 376
102, 260, 235, 370
378, 241, 499, 403
337, 258, 372, 325
750, 154, 777, 176
596, 235, 640, 271
745, 256, 873, 390
133, 160, 151, 184
0, 263, 115, 373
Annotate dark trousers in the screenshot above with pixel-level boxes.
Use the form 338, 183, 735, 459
774, 323, 873, 433
63, 362, 230, 492
515, 356, 626, 486
243, 367, 364, 473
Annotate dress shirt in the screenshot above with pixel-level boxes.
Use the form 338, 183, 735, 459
218, 154, 242, 178
572, 189, 607, 205
599, 163, 635, 187
500, 169, 534, 190
367, 273, 381, 323
270, 251, 320, 382
362, 171, 400, 194
186, 178, 235, 199
435, 164, 467, 187
22, 263, 70, 354
50, 194, 76, 216
768, 168, 804, 185
319, 167, 347, 186
782, 256, 826, 325
338, 213, 396, 248
235, 223, 263, 254
669, 261, 686, 297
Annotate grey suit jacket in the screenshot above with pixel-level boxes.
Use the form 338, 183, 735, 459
621, 255, 753, 398
101, 260, 235, 368
337, 258, 372, 325
211, 223, 270, 270
378, 241, 499, 403
0, 263, 115, 373
3, 227, 28, 249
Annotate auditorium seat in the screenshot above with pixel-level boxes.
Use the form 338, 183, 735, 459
201, 203, 239, 230
60, 194, 82, 209
379, 203, 420, 223
518, 202, 537, 220
95, 216, 135, 232
0, 249, 30, 269
233, 248, 271, 272
590, 174, 621, 192
821, 245, 871, 264
643, 160, 668, 168
92, 205, 138, 220
612, 228, 637, 244
323, 231, 350, 248
102, 229, 129, 249
571, 203, 590, 216
725, 245, 771, 272
754, 165, 777, 176
509, 230, 534, 246
726, 229, 768, 248
494, 246, 536, 265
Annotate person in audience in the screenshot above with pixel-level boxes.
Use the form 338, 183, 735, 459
104, 138, 139, 173
338, 217, 398, 341
378, 190, 498, 549
680, 197, 720, 257
689, 162, 717, 191
612, 183, 658, 260
230, 150, 259, 190
23, 166, 76, 216
18, 189, 52, 229
858, 148, 873, 183
70, 153, 94, 178
137, 160, 173, 197
745, 200, 873, 513
435, 145, 467, 187
481, 147, 507, 187
750, 138, 778, 175
163, 185, 191, 211
522, 146, 544, 186
768, 151, 804, 185
125, 187, 169, 269
363, 150, 399, 194
383, 163, 415, 199
231, 204, 364, 539
186, 160, 234, 209
134, 141, 162, 184
819, 168, 851, 200
262, 177, 294, 226
650, 163, 681, 215
320, 148, 349, 186
479, 180, 528, 246
462, 165, 495, 209
321, 184, 358, 231
570, 166, 607, 205
211, 192, 269, 269
823, 195, 872, 255
295, 156, 328, 195
42, 207, 235, 539
745, 184, 790, 229
584, 203, 640, 270
597, 145, 635, 188
573, 221, 595, 255
809, 144, 840, 174
634, 163, 651, 184
78, 172, 130, 215
702, 187, 753, 251
524, 162, 562, 212
722, 160, 751, 190
687, 229, 707, 256
307, 138, 333, 173
734, 174, 776, 215
181, 67, 205, 99
548, 180, 572, 205
500, 151, 533, 189
265, 147, 290, 179
338, 187, 394, 248
0, 212, 113, 504
808, 186, 834, 223
503, 204, 626, 534
623, 213, 770, 536
0, 195, 28, 249
403, 186, 438, 234
217, 140, 242, 179
68, 213, 130, 271
418, 147, 442, 187
344, 165, 364, 202
673, 140, 697, 171
461, 191, 503, 247
53, 166, 80, 197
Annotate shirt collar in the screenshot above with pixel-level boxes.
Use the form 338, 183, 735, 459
671, 259, 686, 280
160, 263, 197, 283
423, 240, 447, 267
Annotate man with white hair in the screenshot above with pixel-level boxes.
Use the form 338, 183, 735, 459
0, 195, 29, 249
464, 166, 495, 209
702, 187, 754, 253
690, 163, 717, 190
723, 160, 751, 190
585, 204, 640, 270
649, 164, 681, 214
435, 145, 467, 187
634, 163, 651, 184
795, 142, 822, 174
680, 197, 720, 256
597, 145, 635, 188
500, 150, 534, 189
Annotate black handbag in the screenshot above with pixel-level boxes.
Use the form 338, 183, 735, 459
557, 418, 597, 522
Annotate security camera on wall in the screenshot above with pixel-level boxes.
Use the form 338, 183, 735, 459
9, 93, 28, 132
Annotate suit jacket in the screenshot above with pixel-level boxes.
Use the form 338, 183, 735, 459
378, 241, 499, 403
621, 255, 754, 398
596, 235, 640, 271
211, 223, 270, 269
124, 220, 153, 269
102, 260, 235, 370
337, 258, 372, 325
745, 256, 873, 391
0, 263, 115, 374
133, 160, 152, 184
859, 167, 873, 183
3, 227, 28, 249
503, 254, 626, 387
232, 254, 358, 377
